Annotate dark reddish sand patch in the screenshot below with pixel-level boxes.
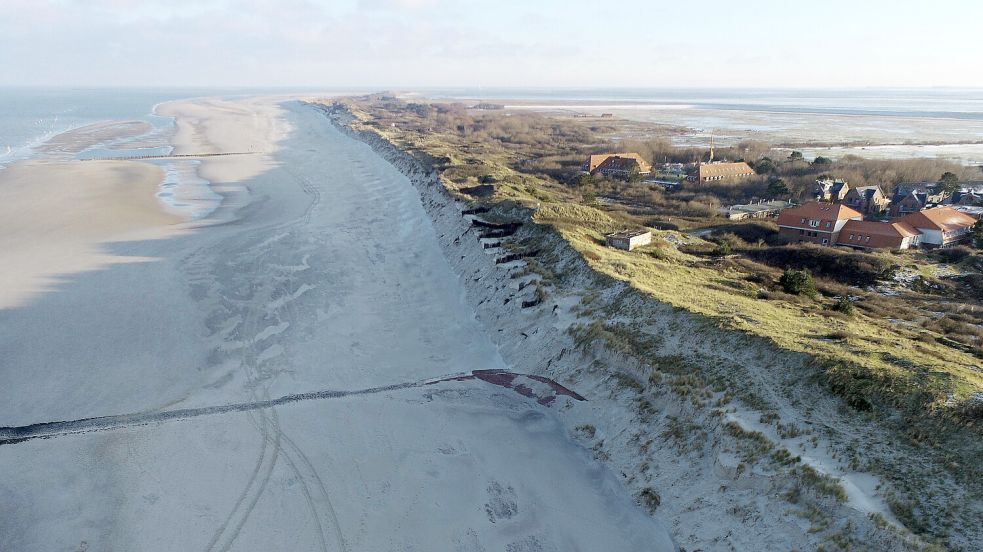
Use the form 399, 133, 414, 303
432, 370, 586, 407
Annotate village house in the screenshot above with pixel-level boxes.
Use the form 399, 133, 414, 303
836, 220, 921, 250
842, 185, 889, 216
890, 190, 929, 218
686, 161, 755, 183
605, 230, 652, 251
813, 178, 850, 203
899, 206, 978, 248
888, 183, 942, 218
776, 201, 862, 246
950, 184, 983, 206
952, 205, 983, 220
583, 153, 652, 178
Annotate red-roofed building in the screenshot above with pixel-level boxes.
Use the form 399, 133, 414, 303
777, 202, 862, 246
836, 220, 921, 250
583, 153, 652, 177
687, 161, 755, 183
899, 206, 978, 248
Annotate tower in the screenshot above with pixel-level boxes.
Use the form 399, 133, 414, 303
709, 132, 715, 163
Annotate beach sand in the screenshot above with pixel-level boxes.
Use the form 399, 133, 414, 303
0, 159, 180, 309
0, 97, 675, 552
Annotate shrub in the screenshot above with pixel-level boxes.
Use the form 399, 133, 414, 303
711, 222, 778, 244
638, 487, 661, 512
779, 268, 817, 298
832, 296, 855, 316
934, 245, 973, 264
746, 244, 896, 286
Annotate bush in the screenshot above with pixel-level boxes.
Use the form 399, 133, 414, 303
746, 244, 896, 286
711, 222, 778, 245
638, 487, 661, 512
934, 245, 974, 264
832, 296, 855, 316
780, 268, 817, 298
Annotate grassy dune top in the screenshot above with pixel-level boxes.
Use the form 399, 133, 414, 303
335, 96, 983, 422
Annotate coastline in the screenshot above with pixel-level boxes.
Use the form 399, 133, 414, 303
320, 100, 978, 550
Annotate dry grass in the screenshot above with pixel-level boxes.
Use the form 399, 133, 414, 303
337, 94, 983, 420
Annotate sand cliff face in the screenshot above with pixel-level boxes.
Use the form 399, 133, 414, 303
321, 103, 964, 551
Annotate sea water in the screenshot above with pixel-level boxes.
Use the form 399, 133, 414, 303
0, 88, 242, 218
424, 88, 983, 165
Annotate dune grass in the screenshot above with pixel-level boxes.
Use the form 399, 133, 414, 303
339, 96, 983, 417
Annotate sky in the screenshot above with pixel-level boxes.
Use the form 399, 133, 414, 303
2, 0, 982, 89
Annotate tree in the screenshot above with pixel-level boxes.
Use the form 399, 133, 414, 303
973, 220, 983, 250
767, 177, 789, 198
936, 171, 960, 198
779, 268, 817, 298
788, 151, 804, 162
754, 157, 776, 175
572, 173, 594, 187
812, 156, 833, 167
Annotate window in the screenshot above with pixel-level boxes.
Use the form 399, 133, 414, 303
799, 229, 804, 235
800, 218, 806, 224
849, 233, 854, 240
825, 221, 831, 228
822, 239, 828, 245
865, 236, 871, 242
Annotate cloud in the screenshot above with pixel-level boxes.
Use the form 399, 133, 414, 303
357, 0, 443, 10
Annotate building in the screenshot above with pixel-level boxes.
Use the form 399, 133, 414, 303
661, 162, 688, 176
836, 220, 921, 250
952, 205, 983, 220
842, 185, 888, 216
583, 153, 652, 177
950, 184, 983, 206
776, 201, 863, 246
899, 206, 978, 248
687, 161, 755, 183
890, 190, 929, 218
723, 199, 795, 221
605, 230, 652, 251
888, 183, 943, 218
813, 179, 850, 203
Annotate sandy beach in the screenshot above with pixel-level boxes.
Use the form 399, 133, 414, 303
0, 159, 180, 310
0, 97, 674, 551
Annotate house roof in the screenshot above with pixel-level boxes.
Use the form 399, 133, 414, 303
777, 201, 862, 228
586, 153, 651, 173
697, 162, 754, 179
849, 186, 883, 199
814, 179, 848, 195
596, 156, 645, 173
837, 220, 920, 248
891, 183, 936, 203
606, 229, 651, 240
900, 206, 977, 232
